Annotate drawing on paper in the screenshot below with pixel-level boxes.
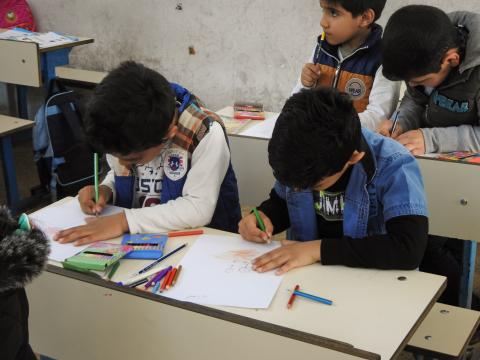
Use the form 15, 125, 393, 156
215, 249, 259, 274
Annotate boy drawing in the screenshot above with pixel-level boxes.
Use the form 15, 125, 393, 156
292, 0, 399, 130
377, 5, 480, 306
56, 61, 241, 245
378, 5, 480, 155
239, 88, 428, 273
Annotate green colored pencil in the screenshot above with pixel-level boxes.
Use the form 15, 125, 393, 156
94, 153, 99, 215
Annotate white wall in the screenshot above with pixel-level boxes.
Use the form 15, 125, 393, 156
27, 0, 480, 112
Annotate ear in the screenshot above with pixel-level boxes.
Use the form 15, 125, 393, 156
347, 150, 365, 165
443, 49, 461, 68
359, 9, 375, 28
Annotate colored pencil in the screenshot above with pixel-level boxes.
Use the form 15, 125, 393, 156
390, 111, 400, 137
166, 267, 178, 289
287, 284, 300, 309
130, 243, 187, 277
171, 265, 182, 286
160, 269, 173, 291
94, 153, 99, 216
107, 261, 120, 280
252, 207, 270, 242
128, 277, 148, 288
152, 280, 161, 294
144, 266, 172, 289
167, 229, 204, 237
293, 290, 333, 306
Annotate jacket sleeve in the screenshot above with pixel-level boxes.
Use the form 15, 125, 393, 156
421, 125, 480, 153
396, 85, 425, 132
321, 215, 428, 269
359, 66, 401, 130
124, 122, 230, 234
421, 88, 480, 152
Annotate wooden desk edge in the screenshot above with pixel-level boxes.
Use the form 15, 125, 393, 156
0, 120, 34, 137
46, 263, 380, 360
393, 278, 448, 359
38, 38, 94, 53
415, 155, 480, 167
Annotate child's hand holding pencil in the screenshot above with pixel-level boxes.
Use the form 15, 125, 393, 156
77, 185, 112, 215
238, 208, 273, 244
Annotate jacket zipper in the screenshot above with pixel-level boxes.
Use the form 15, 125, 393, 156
320, 45, 369, 89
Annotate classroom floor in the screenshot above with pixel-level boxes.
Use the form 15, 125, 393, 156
1, 136, 479, 359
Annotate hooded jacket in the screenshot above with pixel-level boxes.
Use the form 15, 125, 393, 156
0, 207, 49, 360
397, 11, 480, 153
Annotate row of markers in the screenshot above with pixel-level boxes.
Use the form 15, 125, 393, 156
132, 265, 182, 294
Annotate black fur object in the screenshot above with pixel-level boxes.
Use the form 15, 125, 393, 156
0, 207, 50, 293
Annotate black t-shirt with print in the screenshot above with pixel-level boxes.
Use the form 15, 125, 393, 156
313, 166, 352, 238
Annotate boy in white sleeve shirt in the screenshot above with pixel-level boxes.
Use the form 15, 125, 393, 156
55, 61, 241, 245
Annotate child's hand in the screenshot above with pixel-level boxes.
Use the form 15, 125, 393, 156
252, 240, 321, 275
54, 212, 129, 246
300, 63, 322, 88
238, 211, 273, 243
396, 130, 426, 155
78, 185, 112, 215
376, 119, 403, 138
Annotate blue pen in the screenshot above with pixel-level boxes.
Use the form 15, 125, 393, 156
292, 290, 333, 306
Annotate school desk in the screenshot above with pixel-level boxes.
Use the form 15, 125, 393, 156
0, 30, 93, 118
25, 199, 448, 360
0, 114, 34, 207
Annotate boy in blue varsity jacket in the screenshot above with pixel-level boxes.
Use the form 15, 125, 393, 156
292, 0, 399, 130
239, 88, 428, 273
55, 61, 241, 245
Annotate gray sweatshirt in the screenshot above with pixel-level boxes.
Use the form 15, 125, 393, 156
397, 11, 480, 153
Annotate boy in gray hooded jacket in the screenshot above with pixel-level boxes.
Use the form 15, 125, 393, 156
378, 5, 480, 156
377, 5, 480, 308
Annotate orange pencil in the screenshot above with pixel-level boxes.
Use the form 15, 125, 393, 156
287, 284, 300, 309
160, 269, 173, 291
171, 265, 182, 286
166, 267, 177, 289
168, 229, 204, 237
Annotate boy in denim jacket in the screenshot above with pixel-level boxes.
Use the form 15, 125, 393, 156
239, 88, 428, 273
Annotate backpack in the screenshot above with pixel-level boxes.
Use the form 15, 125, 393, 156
32, 80, 101, 200
0, 0, 36, 31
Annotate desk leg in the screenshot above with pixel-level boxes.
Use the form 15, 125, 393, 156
460, 240, 477, 308
0, 135, 20, 207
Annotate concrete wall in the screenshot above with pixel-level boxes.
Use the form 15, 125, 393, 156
25, 0, 480, 112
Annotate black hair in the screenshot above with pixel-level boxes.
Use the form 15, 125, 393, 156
268, 87, 362, 190
382, 5, 468, 81
325, 0, 386, 22
85, 61, 176, 155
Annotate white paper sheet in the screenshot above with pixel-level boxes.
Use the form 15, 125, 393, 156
164, 234, 284, 308
29, 199, 124, 261
239, 113, 278, 139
